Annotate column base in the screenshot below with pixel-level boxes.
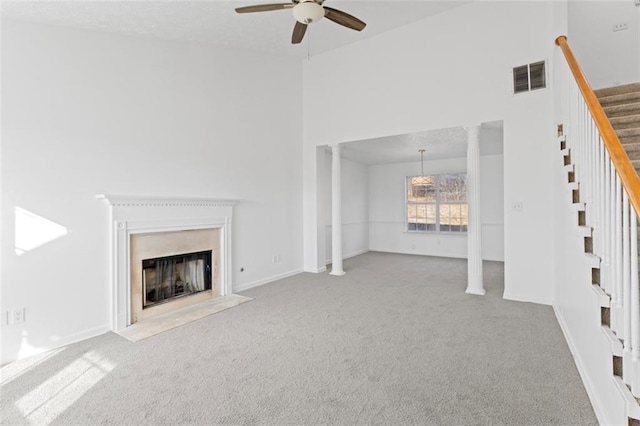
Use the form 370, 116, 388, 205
465, 287, 486, 296
329, 270, 346, 276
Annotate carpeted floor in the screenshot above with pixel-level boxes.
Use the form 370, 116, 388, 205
1, 252, 596, 425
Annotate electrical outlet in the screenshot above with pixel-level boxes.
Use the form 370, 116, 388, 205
10, 308, 25, 325
613, 22, 629, 32
513, 202, 523, 212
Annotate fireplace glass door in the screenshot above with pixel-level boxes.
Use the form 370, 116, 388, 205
142, 250, 212, 308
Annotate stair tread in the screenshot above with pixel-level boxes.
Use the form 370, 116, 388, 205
623, 144, 640, 166
599, 91, 640, 106
595, 83, 640, 98
611, 114, 640, 130
603, 102, 640, 117
622, 135, 640, 145
620, 128, 640, 137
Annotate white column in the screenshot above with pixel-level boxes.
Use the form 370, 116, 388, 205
330, 144, 345, 276
465, 125, 485, 295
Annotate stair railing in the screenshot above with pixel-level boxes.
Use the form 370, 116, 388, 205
555, 35, 640, 396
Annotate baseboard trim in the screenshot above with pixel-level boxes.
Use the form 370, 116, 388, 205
502, 292, 552, 306
553, 305, 609, 425
2, 324, 111, 366
325, 248, 370, 266
234, 268, 304, 293
366, 248, 504, 262
303, 266, 327, 273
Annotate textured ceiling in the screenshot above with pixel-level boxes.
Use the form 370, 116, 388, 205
1, 0, 471, 58
339, 122, 504, 165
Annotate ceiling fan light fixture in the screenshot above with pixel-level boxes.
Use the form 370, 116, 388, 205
292, 1, 324, 24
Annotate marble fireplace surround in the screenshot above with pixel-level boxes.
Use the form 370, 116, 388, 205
97, 195, 235, 332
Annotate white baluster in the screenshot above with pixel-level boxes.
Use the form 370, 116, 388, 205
586, 109, 593, 219
623, 192, 632, 382
604, 151, 612, 294
631, 211, 640, 396
589, 120, 600, 235
615, 173, 623, 335
611, 166, 618, 331
599, 140, 606, 262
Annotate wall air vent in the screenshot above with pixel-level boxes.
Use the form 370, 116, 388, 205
513, 61, 546, 94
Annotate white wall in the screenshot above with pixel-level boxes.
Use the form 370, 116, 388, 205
303, 1, 561, 304
568, 0, 640, 89
1, 20, 303, 364
318, 150, 369, 265
368, 155, 504, 261
479, 154, 505, 261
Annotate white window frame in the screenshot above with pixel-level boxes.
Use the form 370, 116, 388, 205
405, 173, 468, 234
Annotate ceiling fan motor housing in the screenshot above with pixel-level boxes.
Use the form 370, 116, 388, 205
292, 0, 324, 24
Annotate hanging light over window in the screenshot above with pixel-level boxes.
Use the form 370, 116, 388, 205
414, 149, 429, 185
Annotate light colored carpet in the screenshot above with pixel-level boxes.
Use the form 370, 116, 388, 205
1, 252, 596, 425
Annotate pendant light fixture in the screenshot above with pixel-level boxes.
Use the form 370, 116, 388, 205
415, 149, 428, 185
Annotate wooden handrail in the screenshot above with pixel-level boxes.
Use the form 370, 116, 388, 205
555, 35, 640, 217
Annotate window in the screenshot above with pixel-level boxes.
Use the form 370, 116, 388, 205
513, 61, 546, 94
406, 173, 467, 233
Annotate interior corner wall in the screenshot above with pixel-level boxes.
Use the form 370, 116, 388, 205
568, 0, 640, 89
303, 1, 558, 304
1, 19, 303, 364
319, 153, 369, 265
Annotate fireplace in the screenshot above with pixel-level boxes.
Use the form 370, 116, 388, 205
142, 250, 213, 308
97, 195, 235, 331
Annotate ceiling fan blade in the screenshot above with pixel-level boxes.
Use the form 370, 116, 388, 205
323, 6, 366, 31
292, 21, 307, 44
235, 3, 293, 13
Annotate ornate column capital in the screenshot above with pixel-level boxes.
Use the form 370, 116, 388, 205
464, 124, 482, 139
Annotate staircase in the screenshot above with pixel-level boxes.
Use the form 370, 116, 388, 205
597, 82, 640, 267
595, 83, 640, 173
589, 82, 640, 424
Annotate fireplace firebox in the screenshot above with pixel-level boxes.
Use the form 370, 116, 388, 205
142, 250, 212, 308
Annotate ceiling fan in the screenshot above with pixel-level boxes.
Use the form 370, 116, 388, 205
235, 0, 366, 44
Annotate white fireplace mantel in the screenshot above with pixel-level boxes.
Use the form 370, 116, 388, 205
96, 194, 237, 331
96, 194, 237, 208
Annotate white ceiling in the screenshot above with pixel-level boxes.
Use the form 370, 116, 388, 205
2, 0, 492, 164
1, 1, 471, 59
338, 122, 504, 165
